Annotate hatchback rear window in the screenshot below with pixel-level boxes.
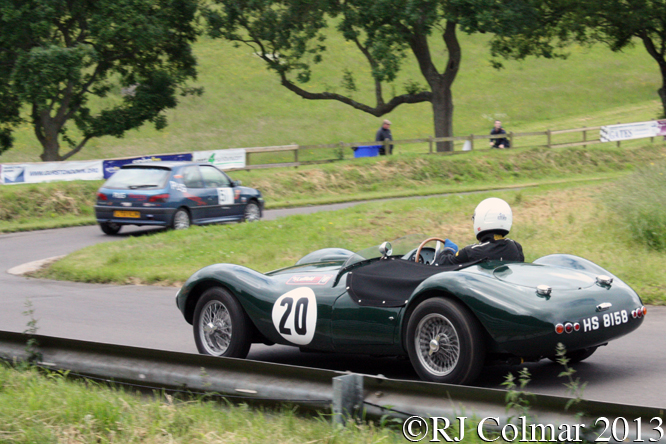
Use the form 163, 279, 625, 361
103, 168, 171, 189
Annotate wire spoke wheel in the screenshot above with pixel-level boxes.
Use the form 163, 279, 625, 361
199, 299, 232, 355
415, 313, 460, 376
406, 297, 485, 384
193, 287, 252, 359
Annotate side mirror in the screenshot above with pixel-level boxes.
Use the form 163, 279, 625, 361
233, 180, 242, 186
378, 242, 392, 259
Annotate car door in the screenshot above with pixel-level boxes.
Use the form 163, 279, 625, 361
180, 165, 214, 223
199, 165, 241, 220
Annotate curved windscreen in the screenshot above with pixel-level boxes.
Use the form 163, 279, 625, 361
342, 233, 428, 268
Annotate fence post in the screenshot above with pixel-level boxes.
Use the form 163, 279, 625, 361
547, 129, 552, 148
294, 144, 299, 165
617, 122, 621, 148
384, 139, 391, 155
583, 127, 587, 149
469, 134, 474, 151
509, 131, 514, 149
429, 136, 433, 154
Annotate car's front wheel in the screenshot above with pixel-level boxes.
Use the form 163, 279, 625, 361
171, 208, 191, 230
243, 201, 261, 222
193, 287, 252, 358
406, 297, 485, 385
100, 222, 121, 235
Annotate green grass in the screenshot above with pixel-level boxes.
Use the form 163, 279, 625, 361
2, 143, 665, 233
0, 364, 413, 444
38, 179, 666, 304
0, 32, 662, 164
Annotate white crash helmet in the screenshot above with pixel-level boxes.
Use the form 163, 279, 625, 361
472, 197, 513, 239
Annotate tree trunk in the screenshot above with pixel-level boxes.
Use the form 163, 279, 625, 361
659, 65, 666, 118
432, 85, 454, 152
433, 21, 460, 152
34, 110, 62, 162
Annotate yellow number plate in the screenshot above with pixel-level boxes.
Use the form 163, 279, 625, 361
113, 210, 140, 218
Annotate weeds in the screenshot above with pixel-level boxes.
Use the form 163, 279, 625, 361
602, 162, 666, 252
22, 299, 41, 364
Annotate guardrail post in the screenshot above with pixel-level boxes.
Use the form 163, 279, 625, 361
547, 129, 552, 148
617, 122, 621, 147
294, 144, 299, 165
333, 374, 364, 425
509, 131, 514, 149
428, 136, 433, 154
383, 139, 391, 155
469, 134, 474, 151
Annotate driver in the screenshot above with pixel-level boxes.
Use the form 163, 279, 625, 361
435, 197, 524, 265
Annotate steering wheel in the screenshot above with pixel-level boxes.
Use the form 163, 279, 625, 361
414, 237, 448, 264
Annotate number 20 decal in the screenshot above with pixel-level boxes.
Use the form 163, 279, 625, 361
271, 287, 317, 345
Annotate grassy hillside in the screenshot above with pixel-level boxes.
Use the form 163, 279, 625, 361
0, 31, 662, 163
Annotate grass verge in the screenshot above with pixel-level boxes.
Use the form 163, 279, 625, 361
0, 364, 412, 444
37, 179, 666, 304
2, 143, 664, 233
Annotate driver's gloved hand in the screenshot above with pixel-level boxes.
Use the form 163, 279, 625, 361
444, 239, 459, 253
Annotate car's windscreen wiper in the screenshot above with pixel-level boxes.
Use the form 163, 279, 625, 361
129, 184, 159, 189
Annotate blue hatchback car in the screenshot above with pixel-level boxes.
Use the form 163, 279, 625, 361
95, 162, 264, 235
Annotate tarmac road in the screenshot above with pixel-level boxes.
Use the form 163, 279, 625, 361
1, 206, 665, 409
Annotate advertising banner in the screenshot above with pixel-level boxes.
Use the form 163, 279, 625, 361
600, 120, 666, 142
192, 148, 246, 170
23, 161, 104, 183
1, 164, 27, 184
102, 153, 193, 179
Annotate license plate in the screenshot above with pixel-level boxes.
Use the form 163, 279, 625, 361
113, 210, 140, 218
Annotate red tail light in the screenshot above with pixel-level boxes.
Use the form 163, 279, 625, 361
555, 324, 564, 334
564, 323, 574, 334
148, 193, 169, 203
97, 192, 108, 201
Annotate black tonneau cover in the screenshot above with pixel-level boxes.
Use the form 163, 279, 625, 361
346, 257, 481, 307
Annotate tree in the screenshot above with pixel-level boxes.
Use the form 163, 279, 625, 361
0, 0, 200, 161
205, 0, 528, 152
488, 0, 666, 117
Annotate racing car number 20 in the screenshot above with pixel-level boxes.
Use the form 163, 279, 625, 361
271, 287, 318, 345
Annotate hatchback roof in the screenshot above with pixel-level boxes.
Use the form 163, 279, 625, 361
120, 161, 209, 170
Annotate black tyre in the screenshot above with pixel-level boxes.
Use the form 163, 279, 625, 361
548, 346, 597, 364
100, 222, 121, 235
171, 208, 191, 230
406, 297, 486, 384
193, 287, 252, 358
243, 201, 261, 222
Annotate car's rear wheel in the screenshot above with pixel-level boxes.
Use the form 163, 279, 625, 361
406, 297, 485, 385
243, 202, 261, 222
171, 208, 191, 230
193, 287, 252, 358
548, 346, 597, 364
100, 222, 121, 235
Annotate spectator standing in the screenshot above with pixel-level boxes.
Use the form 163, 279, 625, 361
375, 119, 393, 155
489, 120, 510, 149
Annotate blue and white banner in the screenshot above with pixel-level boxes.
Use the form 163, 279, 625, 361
24, 161, 104, 183
192, 149, 246, 170
600, 120, 666, 142
102, 153, 193, 179
0, 164, 26, 184
1, 161, 103, 184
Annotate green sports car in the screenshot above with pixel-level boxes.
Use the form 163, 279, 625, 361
175, 235, 645, 385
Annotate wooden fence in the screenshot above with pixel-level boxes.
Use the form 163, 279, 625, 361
232, 124, 658, 171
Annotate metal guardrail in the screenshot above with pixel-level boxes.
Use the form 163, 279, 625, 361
0, 330, 663, 442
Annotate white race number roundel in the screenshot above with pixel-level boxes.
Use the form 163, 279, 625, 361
271, 287, 317, 346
